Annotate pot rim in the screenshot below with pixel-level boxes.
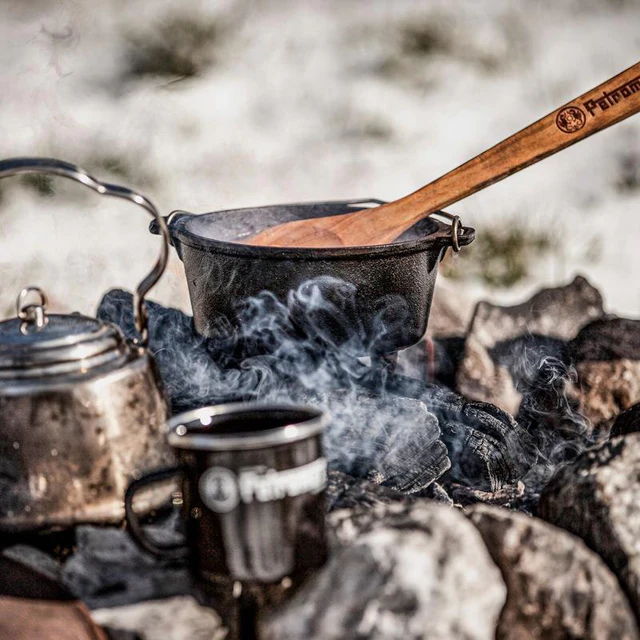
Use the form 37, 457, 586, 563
166, 402, 329, 451
164, 200, 475, 260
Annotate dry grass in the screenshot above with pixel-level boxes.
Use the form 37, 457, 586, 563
124, 14, 225, 81
443, 223, 559, 288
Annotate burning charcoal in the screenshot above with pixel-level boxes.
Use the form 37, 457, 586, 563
468, 505, 639, 640
420, 481, 454, 505
97, 290, 245, 412
307, 389, 450, 494
447, 481, 524, 508
60, 523, 190, 609
325, 470, 415, 512
420, 385, 535, 496
539, 434, 640, 618
92, 596, 225, 640
264, 502, 505, 640
457, 276, 604, 415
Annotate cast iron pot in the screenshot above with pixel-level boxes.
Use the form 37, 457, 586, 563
151, 199, 474, 354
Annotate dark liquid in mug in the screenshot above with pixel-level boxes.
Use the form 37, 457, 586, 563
183, 408, 317, 436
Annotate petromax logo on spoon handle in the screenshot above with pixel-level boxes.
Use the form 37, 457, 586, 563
556, 106, 586, 133
199, 458, 327, 513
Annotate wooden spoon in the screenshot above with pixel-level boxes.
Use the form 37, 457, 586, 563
245, 61, 640, 248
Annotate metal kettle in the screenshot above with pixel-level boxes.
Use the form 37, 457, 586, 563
0, 157, 174, 533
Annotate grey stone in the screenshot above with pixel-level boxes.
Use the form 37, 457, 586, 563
265, 502, 505, 640
61, 523, 191, 609
457, 276, 604, 415
92, 596, 225, 640
539, 434, 640, 621
469, 504, 639, 640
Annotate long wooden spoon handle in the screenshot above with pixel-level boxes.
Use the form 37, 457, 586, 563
392, 60, 640, 226
245, 61, 640, 248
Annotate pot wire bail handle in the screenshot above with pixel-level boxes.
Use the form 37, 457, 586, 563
0, 157, 171, 347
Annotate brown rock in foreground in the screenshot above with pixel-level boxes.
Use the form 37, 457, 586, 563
469, 504, 639, 640
265, 502, 505, 640
539, 434, 640, 620
457, 276, 604, 415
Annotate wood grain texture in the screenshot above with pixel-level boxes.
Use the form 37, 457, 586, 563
246, 60, 640, 248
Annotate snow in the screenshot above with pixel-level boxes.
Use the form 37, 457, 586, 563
1, 0, 639, 319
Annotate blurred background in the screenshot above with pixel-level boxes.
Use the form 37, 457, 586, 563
1, 0, 639, 320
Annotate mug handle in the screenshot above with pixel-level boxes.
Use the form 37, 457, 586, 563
124, 467, 188, 560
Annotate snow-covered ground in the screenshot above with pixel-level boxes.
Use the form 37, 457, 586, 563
1, 0, 639, 320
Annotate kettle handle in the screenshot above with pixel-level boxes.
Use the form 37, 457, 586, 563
0, 157, 170, 346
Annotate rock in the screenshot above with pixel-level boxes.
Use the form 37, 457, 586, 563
539, 434, 640, 620
91, 596, 225, 640
563, 318, 640, 437
396, 278, 473, 385
426, 278, 475, 340
2, 544, 62, 585
569, 318, 640, 362
469, 504, 639, 640
265, 502, 506, 640
0, 597, 109, 640
513, 316, 640, 497
457, 276, 604, 415
61, 523, 191, 609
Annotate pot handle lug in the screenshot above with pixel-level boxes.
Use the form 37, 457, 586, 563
149, 209, 193, 245
430, 211, 475, 252
0, 157, 170, 347
125, 466, 188, 561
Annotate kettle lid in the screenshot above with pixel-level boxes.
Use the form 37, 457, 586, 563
0, 287, 128, 379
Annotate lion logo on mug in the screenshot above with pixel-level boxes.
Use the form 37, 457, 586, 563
556, 106, 586, 133
199, 467, 240, 513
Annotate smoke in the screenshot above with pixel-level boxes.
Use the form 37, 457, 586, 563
98, 277, 450, 495
98, 275, 602, 509
508, 339, 597, 503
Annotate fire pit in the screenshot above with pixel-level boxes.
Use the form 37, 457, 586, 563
4, 273, 640, 639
